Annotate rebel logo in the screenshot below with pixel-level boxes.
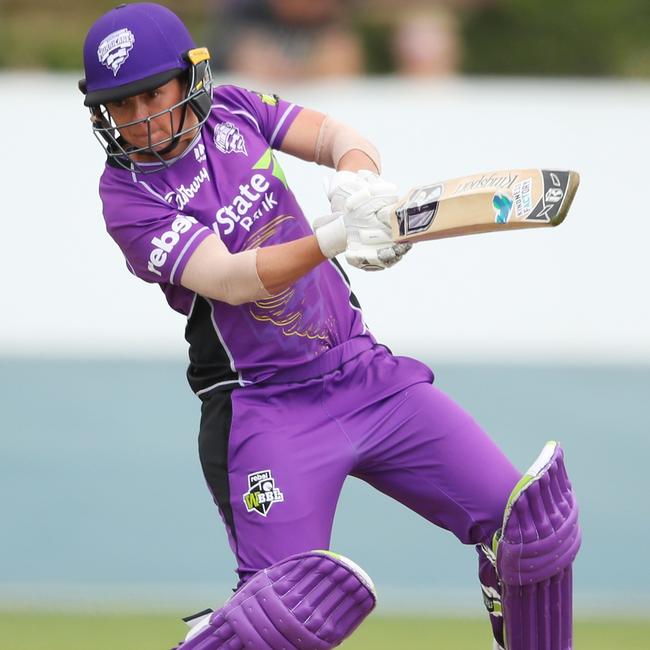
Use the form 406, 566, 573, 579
243, 470, 284, 517
147, 214, 198, 277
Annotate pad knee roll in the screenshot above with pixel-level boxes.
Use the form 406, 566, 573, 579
175, 550, 376, 649
493, 441, 581, 650
497, 441, 581, 586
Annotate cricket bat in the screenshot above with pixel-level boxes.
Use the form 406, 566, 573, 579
391, 169, 579, 243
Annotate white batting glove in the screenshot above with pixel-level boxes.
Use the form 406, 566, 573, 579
314, 170, 412, 270
312, 211, 348, 259
345, 240, 412, 271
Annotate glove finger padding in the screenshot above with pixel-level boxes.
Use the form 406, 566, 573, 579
391, 243, 412, 257
346, 241, 412, 271
328, 170, 398, 227
377, 244, 411, 265
327, 170, 370, 213
343, 186, 398, 234
345, 183, 398, 212
345, 248, 387, 271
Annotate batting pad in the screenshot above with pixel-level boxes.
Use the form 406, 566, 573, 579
495, 441, 581, 650
174, 550, 376, 649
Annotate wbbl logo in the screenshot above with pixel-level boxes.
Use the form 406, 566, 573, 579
243, 470, 284, 517
97, 28, 135, 76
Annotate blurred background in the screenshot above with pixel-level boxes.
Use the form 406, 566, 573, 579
1, 0, 650, 648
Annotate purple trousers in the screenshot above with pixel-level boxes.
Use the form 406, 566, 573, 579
198, 337, 520, 625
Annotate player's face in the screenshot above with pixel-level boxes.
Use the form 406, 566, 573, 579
105, 78, 197, 158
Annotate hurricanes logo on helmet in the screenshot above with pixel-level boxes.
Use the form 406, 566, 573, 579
214, 122, 248, 155
97, 28, 135, 76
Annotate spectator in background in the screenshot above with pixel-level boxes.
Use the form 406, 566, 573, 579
208, 0, 364, 80
392, 6, 460, 77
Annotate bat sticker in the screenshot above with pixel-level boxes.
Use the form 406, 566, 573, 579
492, 193, 513, 223
513, 178, 533, 217
396, 183, 443, 236
526, 170, 570, 222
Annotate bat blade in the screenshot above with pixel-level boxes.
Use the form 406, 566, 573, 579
391, 169, 580, 243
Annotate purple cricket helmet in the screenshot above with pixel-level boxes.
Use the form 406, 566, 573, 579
79, 3, 213, 173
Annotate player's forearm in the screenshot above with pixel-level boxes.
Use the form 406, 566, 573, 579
181, 234, 326, 305
336, 149, 379, 174
281, 109, 381, 173
180, 236, 266, 305
256, 235, 327, 295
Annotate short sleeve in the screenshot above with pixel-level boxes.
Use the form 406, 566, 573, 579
213, 85, 302, 149
100, 176, 212, 285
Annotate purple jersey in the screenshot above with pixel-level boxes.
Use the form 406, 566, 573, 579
99, 85, 371, 395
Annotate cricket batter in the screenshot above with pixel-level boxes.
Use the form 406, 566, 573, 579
80, 4, 581, 649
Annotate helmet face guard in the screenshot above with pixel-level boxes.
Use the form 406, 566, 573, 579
79, 3, 213, 174
87, 49, 213, 174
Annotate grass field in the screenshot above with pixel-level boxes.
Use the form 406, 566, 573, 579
1, 613, 649, 649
